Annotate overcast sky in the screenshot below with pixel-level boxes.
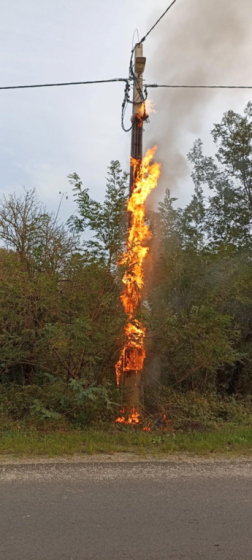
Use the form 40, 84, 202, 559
0, 0, 251, 222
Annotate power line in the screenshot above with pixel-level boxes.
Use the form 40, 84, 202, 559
138, 0, 178, 45
121, 80, 133, 133
2, 79, 250, 92
0, 2, 178, 93
121, 0, 178, 132
0, 78, 128, 91
146, 84, 252, 89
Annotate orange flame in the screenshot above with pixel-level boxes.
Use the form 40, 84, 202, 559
115, 146, 161, 393
135, 101, 156, 127
115, 408, 141, 425
138, 100, 156, 119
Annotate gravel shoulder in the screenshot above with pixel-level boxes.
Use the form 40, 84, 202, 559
0, 452, 252, 464
1, 454, 252, 484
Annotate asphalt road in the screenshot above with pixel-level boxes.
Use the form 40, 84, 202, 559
0, 458, 252, 560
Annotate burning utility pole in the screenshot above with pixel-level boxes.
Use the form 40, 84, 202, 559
115, 1, 176, 424
123, 43, 146, 410
115, 43, 161, 423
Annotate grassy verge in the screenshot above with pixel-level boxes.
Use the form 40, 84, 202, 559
0, 424, 252, 457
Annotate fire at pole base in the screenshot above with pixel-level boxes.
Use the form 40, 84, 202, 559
115, 146, 161, 425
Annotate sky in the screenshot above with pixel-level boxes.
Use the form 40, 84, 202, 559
0, 0, 251, 222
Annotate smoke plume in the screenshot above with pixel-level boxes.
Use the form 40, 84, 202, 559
144, 0, 252, 201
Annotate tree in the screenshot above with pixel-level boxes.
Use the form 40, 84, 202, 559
188, 138, 252, 253
212, 102, 252, 206
0, 185, 125, 387
68, 161, 128, 270
158, 189, 181, 251
0, 189, 75, 273
147, 102, 252, 394
2, 103, 252, 425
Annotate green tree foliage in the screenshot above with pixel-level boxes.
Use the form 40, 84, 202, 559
0, 189, 75, 273
68, 161, 128, 270
212, 102, 252, 206
1, 105, 252, 428
148, 102, 252, 395
0, 249, 122, 385
0, 177, 126, 423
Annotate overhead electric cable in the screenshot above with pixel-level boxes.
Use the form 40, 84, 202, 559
0, 78, 128, 90
146, 84, 252, 89
122, 0, 178, 132
138, 0, 178, 44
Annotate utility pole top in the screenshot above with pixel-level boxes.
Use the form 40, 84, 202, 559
132, 44, 146, 116
135, 43, 146, 76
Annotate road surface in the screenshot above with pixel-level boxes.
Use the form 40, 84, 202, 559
0, 457, 252, 559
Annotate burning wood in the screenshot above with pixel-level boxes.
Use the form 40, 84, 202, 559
115, 408, 141, 425
137, 100, 157, 121
115, 145, 161, 423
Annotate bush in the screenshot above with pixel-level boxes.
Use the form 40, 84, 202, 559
144, 384, 252, 432
0, 379, 122, 427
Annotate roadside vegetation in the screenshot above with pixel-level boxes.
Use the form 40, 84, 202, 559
1, 103, 252, 456
1, 424, 252, 457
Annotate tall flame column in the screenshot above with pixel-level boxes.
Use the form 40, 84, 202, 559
126, 43, 146, 409
115, 147, 161, 412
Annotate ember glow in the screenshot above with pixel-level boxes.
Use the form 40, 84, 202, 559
115, 408, 141, 425
115, 145, 161, 421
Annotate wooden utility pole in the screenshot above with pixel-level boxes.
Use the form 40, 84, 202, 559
129, 43, 146, 196
123, 44, 146, 411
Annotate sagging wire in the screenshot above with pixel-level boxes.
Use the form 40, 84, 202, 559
121, 45, 148, 132
121, 80, 133, 132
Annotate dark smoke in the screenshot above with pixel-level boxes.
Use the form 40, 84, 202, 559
144, 0, 252, 201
